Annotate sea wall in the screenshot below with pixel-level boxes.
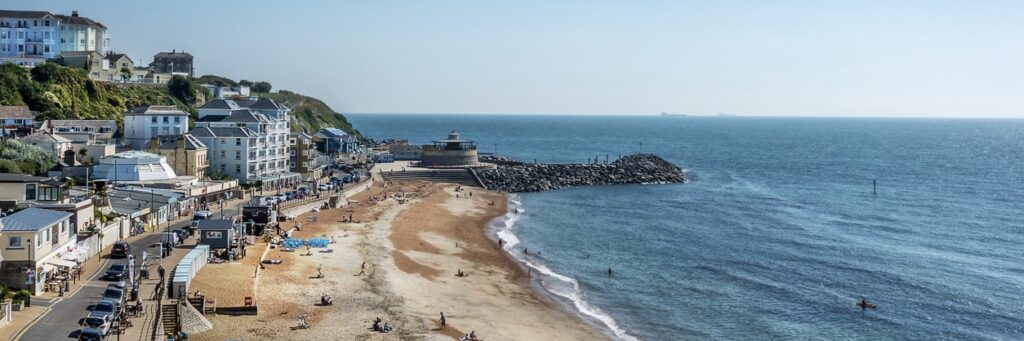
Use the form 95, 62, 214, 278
474, 154, 686, 192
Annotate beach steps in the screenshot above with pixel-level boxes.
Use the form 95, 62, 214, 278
161, 303, 178, 336
381, 169, 481, 187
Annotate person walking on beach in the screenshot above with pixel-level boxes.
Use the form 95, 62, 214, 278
158, 264, 166, 280
440, 312, 447, 330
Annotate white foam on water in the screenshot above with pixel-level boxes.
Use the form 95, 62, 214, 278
488, 195, 639, 341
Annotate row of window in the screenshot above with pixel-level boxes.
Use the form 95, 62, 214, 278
150, 127, 183, 136
151, 116, 182, 124
0, 19, 50, 28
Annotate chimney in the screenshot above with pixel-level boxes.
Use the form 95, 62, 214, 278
72, 11, 79, 17
172, 49, 176, 54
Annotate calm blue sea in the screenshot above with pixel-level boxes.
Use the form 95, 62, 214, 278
348, 114, 1024, 340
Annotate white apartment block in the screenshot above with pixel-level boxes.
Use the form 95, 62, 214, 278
0, 10, 60, 67
193, 98, 299, 187
56, 11, 108, 55
123, 105, 189, 149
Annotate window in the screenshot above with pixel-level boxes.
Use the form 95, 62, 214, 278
51, 225, 58, 246
220, 139, 226, 145
8, 236, 22, 249
235, 164, 241, 173
44, 20, 49, 26
36, 235, 41, 247
25, 184, 36, 200
219, 150, 225, 158
174, 116, 180, 124
220, 164, 225, 172
235, 151, 241, 160
162, 127, 169, 134
235, 138, 241, 146
151, 116, 157, 123
44, 46, 49, 53
162, 116, 169, 123
151, 127, 158, 136
37, 185, 59, 201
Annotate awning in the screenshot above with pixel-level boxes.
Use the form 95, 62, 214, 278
61, 251, 85, 263
46, 259, 78, 268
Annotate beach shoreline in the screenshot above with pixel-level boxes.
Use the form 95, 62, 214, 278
192, 174, 609, 340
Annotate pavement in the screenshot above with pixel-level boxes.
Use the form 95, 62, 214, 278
14, 200, 246, 341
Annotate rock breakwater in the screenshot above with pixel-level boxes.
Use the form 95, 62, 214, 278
474, 154, 686, 192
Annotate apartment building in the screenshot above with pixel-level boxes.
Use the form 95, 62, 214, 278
194, 98, 299, 188
55, 11, 107, 55
0, 10, 60, 67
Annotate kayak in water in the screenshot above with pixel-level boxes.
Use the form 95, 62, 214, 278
858, 298, 877, 309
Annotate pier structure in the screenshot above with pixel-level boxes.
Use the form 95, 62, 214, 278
419, 130, 479, 167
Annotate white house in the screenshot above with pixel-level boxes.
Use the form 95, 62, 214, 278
123, 105, 189, 149
55, 11, 108, 55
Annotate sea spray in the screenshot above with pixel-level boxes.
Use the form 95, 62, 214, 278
489, 195, 639, 341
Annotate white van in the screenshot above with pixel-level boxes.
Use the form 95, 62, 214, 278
161, 231, 179, 246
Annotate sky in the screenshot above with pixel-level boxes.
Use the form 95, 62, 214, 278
7, 0, 1024, 117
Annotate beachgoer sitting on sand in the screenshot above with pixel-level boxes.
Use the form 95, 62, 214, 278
456, 269, 466, 277
320, 293, 333, 305
316, 265, 324, 278
470, 331, 478, 340
382, 322, 392, 333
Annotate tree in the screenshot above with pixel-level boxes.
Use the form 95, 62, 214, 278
78, 147, 88, 163
120, 67, 131, 83
167, 75, 198, 104
239, 79, 253, 87
252, 81, 272, 93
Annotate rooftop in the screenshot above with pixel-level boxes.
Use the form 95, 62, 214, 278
153, 134, 207, 150
0, 207, 72, 232
126, 105, 189, 116
188, 126, 258, 138
0, 10, 56, 19
0, 173, 47, 183
0, 105, 32, 119
197, 219, 235, 230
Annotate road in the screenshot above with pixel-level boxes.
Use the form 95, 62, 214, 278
18, 202, 244, 340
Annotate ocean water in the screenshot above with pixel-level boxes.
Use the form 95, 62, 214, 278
348, 114, 1024, 340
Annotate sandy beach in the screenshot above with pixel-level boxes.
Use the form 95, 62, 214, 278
192, 176, 608, 340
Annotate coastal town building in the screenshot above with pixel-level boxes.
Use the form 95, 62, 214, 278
420, 130, 479, 167
55, 11, 108, 55
289, 132, 324, 180
22, 131, 73, 157
0, 10, 60, 67
150, 50, 193, 77
147, 134, 209, 177
189, 127, 257, 181
0, 207, 76, 294
201, 84, 250, 99
0, 105, 35, 137
43, 119, 118, 144
0, 174, 95, 237
91, 150, 178, 182
194, 98, 299, 187
123, 105, 189, 149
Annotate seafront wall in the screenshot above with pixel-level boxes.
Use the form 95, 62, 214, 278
474, 154, 686, 192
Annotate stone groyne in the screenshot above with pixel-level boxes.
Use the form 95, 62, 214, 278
474, 154, 686, 192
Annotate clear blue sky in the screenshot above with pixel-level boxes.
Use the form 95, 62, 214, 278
8, 0, 1024, 117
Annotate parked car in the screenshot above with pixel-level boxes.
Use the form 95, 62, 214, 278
111, 242, 130, 258
297, 187, 309, 194
275, 194, 288, 203
77, 327, 105, 341
318, 184, 329, 191
79, 314, 112, 335
161, 231, 180, 246
102, 287, 124, 305
91, 300, 117, 321
103, 264, 126, 281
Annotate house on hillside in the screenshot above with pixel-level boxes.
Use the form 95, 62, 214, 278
123, 105, 189, 149
150, 50, 193, 77
0, 105, 35, 137
23, 131, 73, 157
0, 10, 60, 67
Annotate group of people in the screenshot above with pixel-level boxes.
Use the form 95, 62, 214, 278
459, 331, 480, 341
371, 317, 393, 333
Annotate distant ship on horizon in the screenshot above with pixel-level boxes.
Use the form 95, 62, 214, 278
660, 112, 687, 117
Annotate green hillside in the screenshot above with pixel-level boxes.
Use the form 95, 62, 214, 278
0, 65, 360, 139
0, 63, 194, 126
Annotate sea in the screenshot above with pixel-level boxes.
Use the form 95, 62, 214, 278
347, 114, 1024, 340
